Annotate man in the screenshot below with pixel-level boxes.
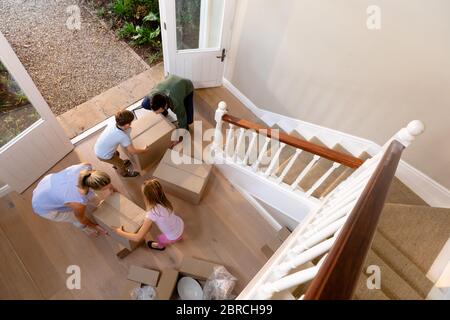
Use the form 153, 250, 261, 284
141, 75, 194, 131
94, 110, 148, 177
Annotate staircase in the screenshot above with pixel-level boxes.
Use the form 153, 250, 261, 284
200, 98, 450, 300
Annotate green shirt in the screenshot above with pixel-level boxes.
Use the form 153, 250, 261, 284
149, 75, 194, 129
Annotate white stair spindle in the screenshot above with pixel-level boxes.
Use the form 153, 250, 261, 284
243, 131, 258, 165
224, 124, 235, 158
290, 155, 321, 190
276, 149, 302, 183
274, 238, 335, 278
394, 120, 425, 148
264, 142, 286, 176
305, 162, 341, 197
252, 136, 271, 171
213, 101, 227, 153
265, 265, 320, 295
234, 128, 247, 162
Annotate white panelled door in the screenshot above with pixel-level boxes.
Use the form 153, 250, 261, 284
0, 32, 73, 193
159, 0, 236, 88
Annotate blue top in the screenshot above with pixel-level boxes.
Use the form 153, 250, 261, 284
94, 122, 131, 160
32, 164, 94, 215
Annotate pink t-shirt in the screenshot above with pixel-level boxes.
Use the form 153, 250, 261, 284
146, 204, 184, 240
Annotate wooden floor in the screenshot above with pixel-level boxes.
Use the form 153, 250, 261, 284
0, 87, 277, 300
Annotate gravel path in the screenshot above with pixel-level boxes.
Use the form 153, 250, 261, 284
0, 0, 148, 116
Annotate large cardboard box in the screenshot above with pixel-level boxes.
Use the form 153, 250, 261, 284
123, 111, 175, 172
155, 268, 179, 300
153, 149, 212, 204
92, 193, 146, 251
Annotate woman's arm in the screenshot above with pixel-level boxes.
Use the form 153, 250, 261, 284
115, 219, 153, 242
66, 202, 97, 228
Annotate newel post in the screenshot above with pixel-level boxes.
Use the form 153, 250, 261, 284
394, 120, 425, 148
213, 101, 228, 154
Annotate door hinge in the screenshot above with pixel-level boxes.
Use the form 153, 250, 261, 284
164, 22, 167, 30
216, 48, 226, 62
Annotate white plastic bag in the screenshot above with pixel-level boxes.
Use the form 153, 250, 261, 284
131, 285, 156, 300
202, 266, 237, 300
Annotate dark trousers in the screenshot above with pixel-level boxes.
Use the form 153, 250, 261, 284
184, 92, 194, 128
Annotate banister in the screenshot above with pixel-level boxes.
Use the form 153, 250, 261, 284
303, 140, 405, 300
222, 114, 364, 169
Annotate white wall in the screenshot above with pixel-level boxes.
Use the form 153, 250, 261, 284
225, 0, 450, 189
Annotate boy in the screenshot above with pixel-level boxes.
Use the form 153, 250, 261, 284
141, 75, 194, 131
94, 110, 148, 177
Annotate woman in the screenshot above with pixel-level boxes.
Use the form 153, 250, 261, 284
32, 162, 116, 236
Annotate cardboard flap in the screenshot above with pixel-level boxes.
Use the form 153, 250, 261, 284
130, 111, 164, 139
133, 119, 175, 149
105, 193, 145, 221
128, 266, 160, 287
179, 257, 222, 281
93, 202, 141, 232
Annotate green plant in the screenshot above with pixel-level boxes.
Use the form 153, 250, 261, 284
143, 11, 159, 22
112, 0, 134, 18
147, 50, 163, 65
132, 25, 160, 45
117, 21, 136, 39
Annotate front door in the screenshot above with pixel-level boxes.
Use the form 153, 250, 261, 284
0, 32, 73, 194
159, 0, 236, 88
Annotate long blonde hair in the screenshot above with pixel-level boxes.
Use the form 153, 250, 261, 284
78, 170, 111, 191
142, 179, 173, 213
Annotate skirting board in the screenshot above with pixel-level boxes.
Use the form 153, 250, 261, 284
223, 77, 450, 209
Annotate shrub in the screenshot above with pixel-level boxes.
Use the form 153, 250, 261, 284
132, 25, 160, 45
117, 21, 136, 39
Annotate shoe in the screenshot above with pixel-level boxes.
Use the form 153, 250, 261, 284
147, 241, 166, 251
122, 171, 140, 178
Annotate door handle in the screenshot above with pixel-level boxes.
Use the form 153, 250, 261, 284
216, 49, 226, 62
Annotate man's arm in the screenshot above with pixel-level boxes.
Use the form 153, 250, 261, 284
126, 144, 148, 155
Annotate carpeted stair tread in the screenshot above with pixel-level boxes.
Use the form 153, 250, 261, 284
276, 136, 325, 185
377, 203, 450, 273
371, 231, 433, 297
353, 273, 390, 300
361, 250, 423, 299
315, 151, 372, 198
296, 139, 343, 192
311, 144, 354, 198
386, 178, 428, 206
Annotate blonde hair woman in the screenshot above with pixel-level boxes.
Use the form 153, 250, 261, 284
32, 163, 116, 236
114, 179, 184, 251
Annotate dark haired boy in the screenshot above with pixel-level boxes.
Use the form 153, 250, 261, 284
94, 110, 148, 177
141, 75, 194, 131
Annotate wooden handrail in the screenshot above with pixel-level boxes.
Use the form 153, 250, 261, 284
303, 140, 405, 300
222, 114, 364, 169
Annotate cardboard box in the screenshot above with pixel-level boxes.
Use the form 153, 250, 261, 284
155, 268, 179, 300
153, 149, 212, 204
124, 111, 175, 172
122, 280, 141, 300
92, 193, 146, 251
179, 256, 221, 281
128, 266, 160, 287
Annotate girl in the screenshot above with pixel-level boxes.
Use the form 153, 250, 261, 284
115, 179, 184, 251
32, 163, 116, 236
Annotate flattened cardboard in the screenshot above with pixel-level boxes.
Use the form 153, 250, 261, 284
179, 257, 221, 281
128, 265, 160, 287
155, 268, 179, 300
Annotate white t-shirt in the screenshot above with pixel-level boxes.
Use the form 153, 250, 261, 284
146, 204, 184, 240
94, 122, 131, 160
